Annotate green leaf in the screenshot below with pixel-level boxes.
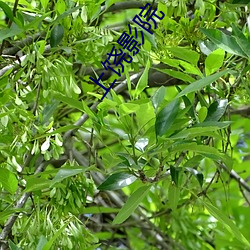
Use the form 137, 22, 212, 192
234, 36, 250, 58
176, 69, 231, 98
40, 0, 49, 9
41, 100, 60, 125
80, 206, 120, 214
112, 185, 151, 224
98, 172, 137, 191
205, 99, 228, 122
134, 59, 150, 98
193, 121, 231, 129
53, 92, 84, 112
0, 168, 18, 194
36, 236, 48, 250
0, 209, 23, 223
168, 47, 200, 65
42, 223, 69, 250
200, 28, 247, 58
203, 201, 250, 248
151, 86, 166, 111
155, 99, 179, 137
170, 126, 220, 139
168, 182, 180, 210
0, 1, 14, 21
50, 24, 64, 47
24, 177, 51, 192
198, 106, 208, 122
119, 103, 140, 115
205, 49, 225, 75
51, 166, 86, 186
155, 67, 195, 83
185, 167, 204, 187
9, 241, 22, 250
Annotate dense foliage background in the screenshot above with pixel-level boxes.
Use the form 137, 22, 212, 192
1, 0, 250, 249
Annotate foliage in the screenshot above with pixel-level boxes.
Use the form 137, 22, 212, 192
1, 0, 250, 249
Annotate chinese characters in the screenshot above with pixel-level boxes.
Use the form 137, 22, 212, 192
89, 2, 165, 100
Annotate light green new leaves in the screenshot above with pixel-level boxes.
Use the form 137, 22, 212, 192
168, 47, 200, 65
0, 168, 18, 194
205, 49, 225, 75
203, 201, 250, 248
177, 69, 231, 98
112, 185, 151, 224
42, 223, 69, 250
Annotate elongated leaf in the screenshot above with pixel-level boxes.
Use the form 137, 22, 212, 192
50, 24, 64, 47
205, 99, 228, 122
0, 209, 24, 223
80, 206, 120, 214
232, 0, 250, 4
42, 223, 69, 250
0, 26, 23, 42
176, 69, 231, 98
193, 121, 231, 129
203, 201, 250, 248
24, 177, 51, 192
168, 47, 200, 65
51, 166, 86, 186
168, 182, 180, 210
8, 241, 21, 250
36, 236, 48, 250
170, 126, 220, 139
53, 92, 84, 112
170, 143, 230, 167
0, 1, 14, 21
0, 168, 18, 194
155, 98, 179, 137
134, 59, 150, 98
155, 67, 195, 83
98, 172, 137, 191
112, 185, 151, 224
200, 28, 247, 58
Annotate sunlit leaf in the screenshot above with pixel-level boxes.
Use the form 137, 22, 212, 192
0, 168, 18, 194
205, 49, 225, 75
98, 172, 137, 191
